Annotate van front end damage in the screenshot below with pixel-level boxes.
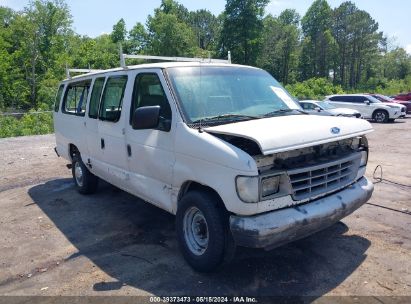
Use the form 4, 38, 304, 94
230, 176, 373, 251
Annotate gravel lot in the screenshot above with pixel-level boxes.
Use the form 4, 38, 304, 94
0, 117, 410, 299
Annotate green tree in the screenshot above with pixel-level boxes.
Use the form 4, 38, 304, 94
111, 18, 127, 44
258, 10, 300, 84
159, 0, 190, 23
381, 48, 411, 80
219, 0, 269, 65
332, 1, 383, 88
189, 9, 219, 51
7, 0, 72, 109
146, 9, 197, 56
300, 0, 335, 79
127, 22, 148, 54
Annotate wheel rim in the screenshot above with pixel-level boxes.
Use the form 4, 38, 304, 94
375, 112, 386, 122
183, 207, 209, 256
74, 161, 84, 187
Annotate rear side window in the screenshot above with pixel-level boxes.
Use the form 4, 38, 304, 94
89, 77, 105, 119
63, 80, 91, 116
131, 73, 172, 131
330, 96, 348, 102
99, 76, 128, 122
357, 96, 368, 103
54, 84, 64, 112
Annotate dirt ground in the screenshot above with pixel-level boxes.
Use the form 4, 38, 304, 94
0, 116, 410, 299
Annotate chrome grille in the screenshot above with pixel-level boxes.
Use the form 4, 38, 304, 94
288, 153, 361, 201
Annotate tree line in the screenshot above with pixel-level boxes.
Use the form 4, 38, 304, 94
0, 0, 410, 112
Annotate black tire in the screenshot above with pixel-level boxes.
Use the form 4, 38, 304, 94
72, 154, 98, 194
176, 190, 235, 272
373, 110, 389, 123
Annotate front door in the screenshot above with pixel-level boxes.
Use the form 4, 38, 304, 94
124, 70, 176, 212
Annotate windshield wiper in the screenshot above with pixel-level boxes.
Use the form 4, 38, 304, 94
192, 114, 260, 124
263, 108, 307, 117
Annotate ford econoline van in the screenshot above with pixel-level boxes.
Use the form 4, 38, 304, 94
54, 59, 374, 272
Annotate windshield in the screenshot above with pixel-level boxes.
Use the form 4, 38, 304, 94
317, 101, 336, 110
375, 94, 394, 102
167, 66, 301, 124
367, 95, 382, 103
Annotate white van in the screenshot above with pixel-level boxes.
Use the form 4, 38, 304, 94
54, 59, 374, 272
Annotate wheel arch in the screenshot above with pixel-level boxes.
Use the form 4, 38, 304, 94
68, 143, 79, 161
372, 108, 389, 118
177, 181, 228, 213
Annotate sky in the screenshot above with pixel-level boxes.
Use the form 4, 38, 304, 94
2, 0, 411, 53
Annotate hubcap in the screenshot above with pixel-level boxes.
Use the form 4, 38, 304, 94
375, 112, 386, 122
183, 207, 209, 256
74, 162, 84, 187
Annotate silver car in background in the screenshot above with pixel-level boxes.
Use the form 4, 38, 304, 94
300, 100, 361, 118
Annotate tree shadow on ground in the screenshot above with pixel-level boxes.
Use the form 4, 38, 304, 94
28, 178, 370, 297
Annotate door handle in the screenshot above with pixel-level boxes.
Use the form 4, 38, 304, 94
101, 138, 105, 149
127, 144, 132, 157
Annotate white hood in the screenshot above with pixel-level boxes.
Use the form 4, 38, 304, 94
206, 115, 373, 155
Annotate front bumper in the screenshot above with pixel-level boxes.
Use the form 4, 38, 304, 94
230, 177, 374, 250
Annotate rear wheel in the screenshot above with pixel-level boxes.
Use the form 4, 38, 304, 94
176, 190, 235, 272
373, 110, 389, 123
72, 154, 98, 194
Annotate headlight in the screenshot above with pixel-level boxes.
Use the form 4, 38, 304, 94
261, 176, 280, 197
236, 176, 259, 203
360, 150, 368, 167
359, 136, 369, 167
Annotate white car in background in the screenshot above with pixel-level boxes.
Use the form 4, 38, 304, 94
325, 94, 404, 123
300, 100, 361, 118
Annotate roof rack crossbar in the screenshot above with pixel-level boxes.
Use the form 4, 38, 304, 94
119, 46, 231, 68
65, 66, 103, 79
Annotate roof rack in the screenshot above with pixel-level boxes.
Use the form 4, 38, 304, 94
65, 66, 103, 79
119, 45, 231, 69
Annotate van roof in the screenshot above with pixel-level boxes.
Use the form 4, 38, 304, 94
63, 62, 258, 82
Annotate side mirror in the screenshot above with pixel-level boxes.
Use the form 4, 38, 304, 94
314, 107, 322, 112
365, 100, 370, 105
132, 106, 160, 130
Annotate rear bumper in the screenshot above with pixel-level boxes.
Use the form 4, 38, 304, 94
230, 177, 374, 250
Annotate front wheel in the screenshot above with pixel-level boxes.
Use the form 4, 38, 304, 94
373, 110, 389, 123
176, 190, 235, 272
72, 154, 98, 194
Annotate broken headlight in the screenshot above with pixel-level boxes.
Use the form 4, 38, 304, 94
261, 176, 280, 197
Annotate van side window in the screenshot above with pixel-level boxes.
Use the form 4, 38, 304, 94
99, 76, 128, 122
54, 84, 64, 112
131, 73, 172, 131
89, 77, 105, 119
63, 80, 91, 116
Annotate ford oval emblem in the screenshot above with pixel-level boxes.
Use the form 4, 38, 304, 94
331, 127, 341, 135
